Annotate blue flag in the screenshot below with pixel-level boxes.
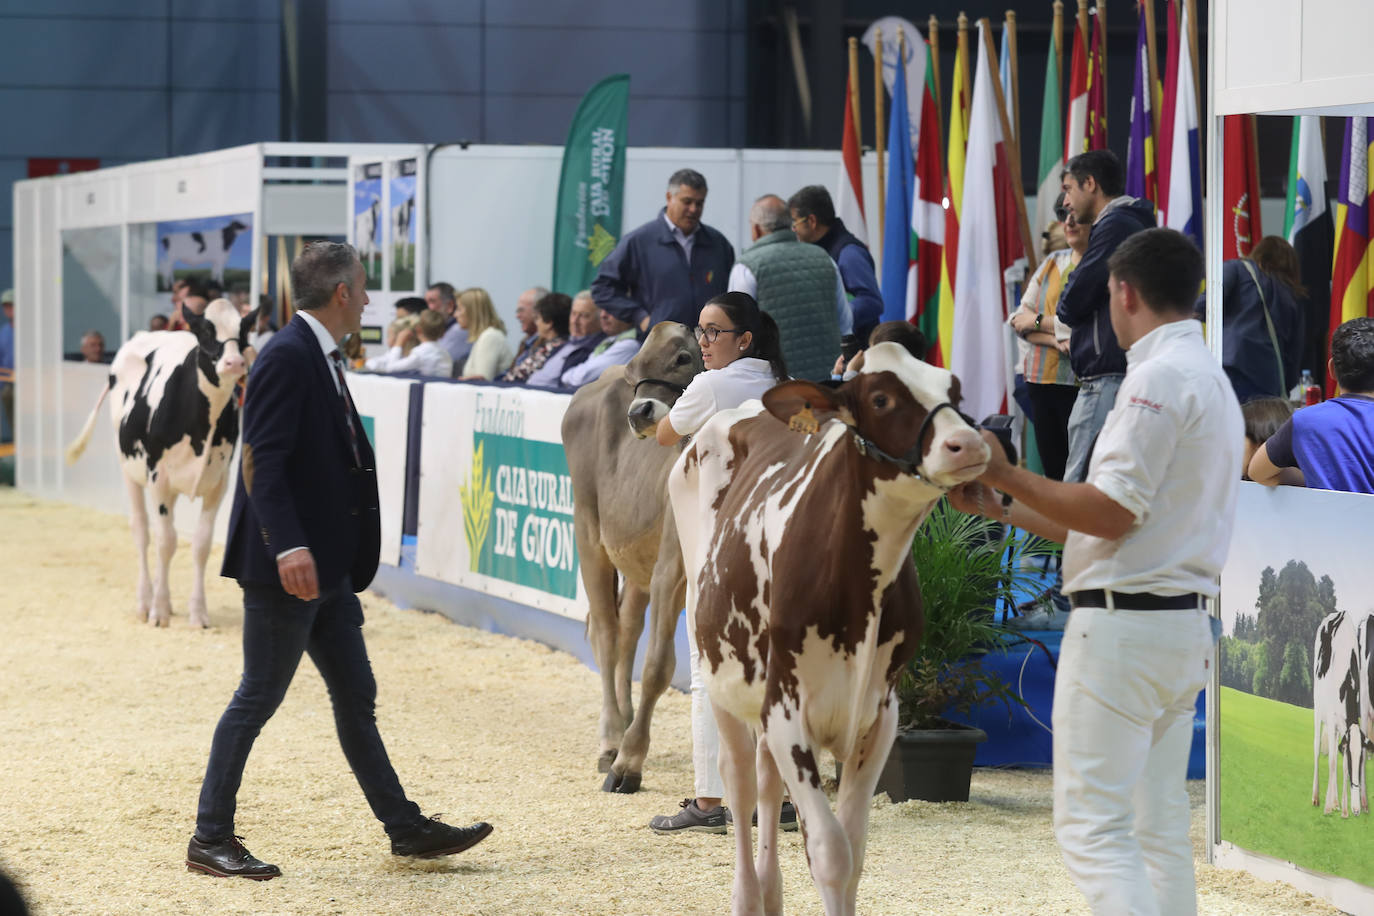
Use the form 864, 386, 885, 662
881, 49, 915, 323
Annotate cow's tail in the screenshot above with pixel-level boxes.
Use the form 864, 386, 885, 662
64, 376, 113, 465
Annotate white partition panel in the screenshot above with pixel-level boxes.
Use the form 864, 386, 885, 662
345, 372, 415, 568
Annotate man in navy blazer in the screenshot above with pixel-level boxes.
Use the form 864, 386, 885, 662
187, 242, 491, 880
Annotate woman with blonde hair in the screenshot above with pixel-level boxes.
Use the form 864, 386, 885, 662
456, 287, 514, 380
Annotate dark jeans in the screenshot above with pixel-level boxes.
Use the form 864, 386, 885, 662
195, 578, 421, 840
1027, 382, 1080, 482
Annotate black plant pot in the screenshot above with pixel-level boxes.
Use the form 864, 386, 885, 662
872, 722, 989, 802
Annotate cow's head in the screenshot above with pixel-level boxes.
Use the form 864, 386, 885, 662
625, 321, 703, 438
183, 298, 250, 385
761, 342, 989, 489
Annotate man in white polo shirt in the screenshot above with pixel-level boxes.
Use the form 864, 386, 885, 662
952, 228, 1242, 916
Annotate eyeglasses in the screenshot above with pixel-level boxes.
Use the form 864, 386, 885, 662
693, 325, 743, 344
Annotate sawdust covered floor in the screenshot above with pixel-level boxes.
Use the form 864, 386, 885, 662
0, 490, 1340, 915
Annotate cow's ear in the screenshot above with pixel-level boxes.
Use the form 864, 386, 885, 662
762, 380, 854, 434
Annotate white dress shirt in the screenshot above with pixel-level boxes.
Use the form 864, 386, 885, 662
727, 261, 853, 335
1062, 319, 1243, 598
366, 339, 453, 378
664, 211, 696, 262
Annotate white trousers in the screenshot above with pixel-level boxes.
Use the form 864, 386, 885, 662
1052, 606, 1213, 916
685, 608, 725, 798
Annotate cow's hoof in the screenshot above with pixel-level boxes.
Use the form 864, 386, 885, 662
601, 770, 641, 793
597, 750, 617, 774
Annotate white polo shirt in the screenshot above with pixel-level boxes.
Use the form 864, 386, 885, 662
1062, 319, 1243, 598
668, 357, 779, 436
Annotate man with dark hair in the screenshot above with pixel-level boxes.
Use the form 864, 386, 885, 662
592, 169, 734, 331
730, 194, 850, 380
1249, 316, 1374, 492
952, 228, 1241, 916
788, 184, 883, 345
1055, 149, 1157, 482
189, 241, 491, 880
426, 281, 471, 369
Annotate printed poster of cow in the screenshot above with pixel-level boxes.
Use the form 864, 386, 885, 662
1217, 482, 1374, 889
353, 162, 383, 290
154, 213, 252, 293
389, 159, 418, 292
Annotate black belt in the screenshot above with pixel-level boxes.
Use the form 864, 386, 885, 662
1070, 590, 1206, 611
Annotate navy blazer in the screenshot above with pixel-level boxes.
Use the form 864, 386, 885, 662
221, 314, 381, 592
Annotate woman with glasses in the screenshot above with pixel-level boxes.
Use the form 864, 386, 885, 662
647, 291, 794, 836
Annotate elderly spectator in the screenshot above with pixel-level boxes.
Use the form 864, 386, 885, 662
593, 169, 734, 331
510, 286, 549, 367
365, 309, 453, 378
528, 291, 604, 389
149, 314, 169, 332
0, 289, 13, 441
80, 330, 106, 363
426, 282, 471, 368
731, 194, 850, 380
455, 287, 514, 380
788, 184, 884, 345
560, 308, 642, 389
503, 293, 570, 383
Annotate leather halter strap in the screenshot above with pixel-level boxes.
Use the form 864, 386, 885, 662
850, 401, 961, 490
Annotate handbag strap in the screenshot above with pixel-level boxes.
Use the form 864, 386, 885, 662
1239, 258, 1288, 396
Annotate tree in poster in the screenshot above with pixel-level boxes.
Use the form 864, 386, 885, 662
1221, 560, 1340, 705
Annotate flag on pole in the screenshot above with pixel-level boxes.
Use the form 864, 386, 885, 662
1086, 10, 1107, 150
1126, 9, 1157, 204
551, 74, 630, 295
836, 68, 869, 245
881, 47, 916, 322
951, 22, 1025, 420
909, 39, 945, 359
999, 26, 1014, 139
1065, 12, 1088, 156
1157, 0, 1202, 249
1033, 19, 1063, 245
1285, 115, 1335, 376
1329, 116, 1374, 393
1222, 115, 1262, 259
936, 37, 970, 366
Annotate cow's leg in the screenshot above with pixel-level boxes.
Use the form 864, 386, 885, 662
715, 699, 763, 916
575, 517, 628, 776
833, 694, 898, 915
124, 475, 153, 620
610, 530, 686, 794
150, 488, 178, 626
766, 710, 851, 916
1313, 714, 1323, 807
754, 732, 785, 916
1325, 718, 1341, 814
187, 487, 223, 628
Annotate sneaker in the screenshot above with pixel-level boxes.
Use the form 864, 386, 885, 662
649, 798, 727, 834
725, 800, 799, 832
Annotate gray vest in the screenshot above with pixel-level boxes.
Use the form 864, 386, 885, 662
739, 229, 841, 381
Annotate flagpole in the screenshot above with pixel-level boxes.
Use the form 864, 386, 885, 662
1143, 0, 1161, 145
874, 27, 886, 239
978, 18, 1038, 273
1006, 10, 1021, 143
1098, 3, 1107, 116
929, 15, 942, 129
847, 37, 862, 152
1053, 1, 1064, 106
1185, 0, 1201, 191
1077, 0, 1089, 56
957, 13, 972, 117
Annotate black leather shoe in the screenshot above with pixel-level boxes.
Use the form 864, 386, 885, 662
390, 815, 493, 858
186, 835, 281, 880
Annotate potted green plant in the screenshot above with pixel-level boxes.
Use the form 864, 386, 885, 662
874, 499, 1058, 802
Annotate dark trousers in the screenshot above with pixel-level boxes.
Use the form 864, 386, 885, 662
1027, 382, 1080, 482
195, 578, 421, 840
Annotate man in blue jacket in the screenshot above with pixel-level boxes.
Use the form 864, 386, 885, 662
189, 242, 491, 880
593, 169, 734, 332
1055, 150, 1157, 482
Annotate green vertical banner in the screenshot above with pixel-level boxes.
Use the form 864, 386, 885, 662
551, 74, 630, 295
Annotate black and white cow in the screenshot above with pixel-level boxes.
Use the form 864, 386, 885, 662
66, 299, 263, 627
392, 196, 415, 271
1312, 611, 1372, 817
158, 220, 247, 289
355, 198, 381, 273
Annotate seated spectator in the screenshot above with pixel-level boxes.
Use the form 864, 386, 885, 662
427, 282, 471, 368
456, 287, 514, 380
559, 307, 641, 389
365, 308, 453, 378
510, 286, 549, 368
1249, 317, 1374, 492
148, 314, 169, 331
244, 294, 278, 353
502, 293, 570, 383
832, 320, 928, 378
528, 290, 604, 389
385, 297, 426, 357
80, 330, 107, 363
1239, 397, 1294, 481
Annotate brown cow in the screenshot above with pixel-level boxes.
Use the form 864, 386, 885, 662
560, 322, 702, 792
669, 343, 990, 915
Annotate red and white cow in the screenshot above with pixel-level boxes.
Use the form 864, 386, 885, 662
669, 343, 990, 916
1312, 611, 1372, 817
66, 299, 261, 627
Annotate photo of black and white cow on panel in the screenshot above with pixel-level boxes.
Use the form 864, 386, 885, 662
64, 298, 268, 628
389, 158, 418, 292
1217, 483, 1374, 890
155, 214, 253, 293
